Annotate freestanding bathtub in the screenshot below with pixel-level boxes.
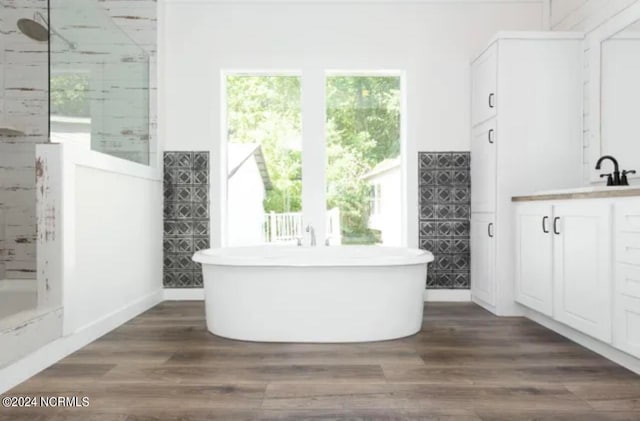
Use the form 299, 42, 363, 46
192, 246, 434, 343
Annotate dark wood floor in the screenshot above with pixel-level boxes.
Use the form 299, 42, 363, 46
2, 302, 640, 420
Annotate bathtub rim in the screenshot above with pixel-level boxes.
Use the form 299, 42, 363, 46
192, 246, 434, 267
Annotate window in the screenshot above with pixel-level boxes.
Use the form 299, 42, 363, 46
369, 184, 382, 215
326, 75, 402, 245
225, 74, 302, 246
223, 71, 404, 247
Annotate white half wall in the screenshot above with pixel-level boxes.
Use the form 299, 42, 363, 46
161, 1, 544, 249
37, 144, 163, 335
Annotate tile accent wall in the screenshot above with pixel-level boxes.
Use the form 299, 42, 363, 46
163, 152, 210, 288
418, 152, 471, 289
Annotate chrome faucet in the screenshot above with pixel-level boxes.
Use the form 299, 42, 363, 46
306, 225, 316, 246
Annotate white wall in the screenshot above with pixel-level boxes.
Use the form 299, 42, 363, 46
550, 0, 640, 182
162, 1, 543, 248
228, 157, 266, 246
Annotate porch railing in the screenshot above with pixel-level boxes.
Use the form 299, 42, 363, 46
263, 208, 341, 245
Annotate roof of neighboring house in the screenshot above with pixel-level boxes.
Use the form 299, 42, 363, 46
361, 157, 401, 181
227, 143, 272, 190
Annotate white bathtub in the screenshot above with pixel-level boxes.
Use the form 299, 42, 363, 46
193, 246, 434, 343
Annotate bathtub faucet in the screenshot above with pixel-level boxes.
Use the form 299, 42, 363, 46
306, 224, 316, 246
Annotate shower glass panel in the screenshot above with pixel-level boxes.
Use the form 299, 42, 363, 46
325, 75, 402, 246
49, 0, 150, 165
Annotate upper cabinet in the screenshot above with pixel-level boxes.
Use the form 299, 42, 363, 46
589, 6, 640, 182
471, 43, 497, 127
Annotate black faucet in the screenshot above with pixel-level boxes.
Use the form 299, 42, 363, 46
595, 155, 621, 186
622, 170, 637, 186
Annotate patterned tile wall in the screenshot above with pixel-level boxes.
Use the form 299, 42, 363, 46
163, 152, 210, 288
419, 152, 471, 289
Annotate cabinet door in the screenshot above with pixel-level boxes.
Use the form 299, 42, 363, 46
515, 203, 554, 316
553, 202, 612, 342
471, 213, 495, 306
470, 119, 496, 213
471, 43, 497, 126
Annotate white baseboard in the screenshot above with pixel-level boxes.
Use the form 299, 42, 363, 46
0, 289, 163, 394
524, 308, 640, 375
164, 288, 204, 300
424, 289, 471, 302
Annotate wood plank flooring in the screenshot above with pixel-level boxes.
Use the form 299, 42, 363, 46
2, 302, 639, 420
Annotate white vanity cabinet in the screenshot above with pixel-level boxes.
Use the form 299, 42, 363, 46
514, 203, 553, 316
515, 199, 612, 342
553, 202, 612, 343
614, 200, 640, 358
470, 33, 583, 315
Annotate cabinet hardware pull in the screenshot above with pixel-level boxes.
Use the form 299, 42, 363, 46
553, 217, 560, 235
488, 93, 495, 108
488, 222, 494, 238
488, 129, 494, 144
542, 216, 549, 233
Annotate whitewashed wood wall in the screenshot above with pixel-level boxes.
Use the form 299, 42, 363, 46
0, 0, 156, 280
0, 0, 48, 280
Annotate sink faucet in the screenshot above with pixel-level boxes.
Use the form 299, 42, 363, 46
595, 155, 621, 186
306, 225, 316, 246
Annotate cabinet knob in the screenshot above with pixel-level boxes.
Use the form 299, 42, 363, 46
542, 216, 549, 233
488, 129, 495, 144
553, 217, 560, 235
488, 93, 495, 109
488, 222, 494, 238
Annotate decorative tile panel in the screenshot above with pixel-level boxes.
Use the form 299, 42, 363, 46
419, 152, 471, 289
163, 151, 210, 288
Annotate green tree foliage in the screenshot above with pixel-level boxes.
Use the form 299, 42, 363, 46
227, 75, 303, 212
326, 76, 400, 243
50, 73, 90, 117
226, 75, 400, 244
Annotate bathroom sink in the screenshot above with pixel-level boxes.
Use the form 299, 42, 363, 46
535, 185, 638, 195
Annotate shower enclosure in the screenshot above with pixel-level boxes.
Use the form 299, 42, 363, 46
0, 0, 48, 344
0, 0, 152, 369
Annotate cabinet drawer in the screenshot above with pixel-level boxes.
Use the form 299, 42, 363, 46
614, 294, 640, 359
616, 263, 640, 300
615, 200, 640, 265
616, 233, 640, 265
615, 200, 640, 232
